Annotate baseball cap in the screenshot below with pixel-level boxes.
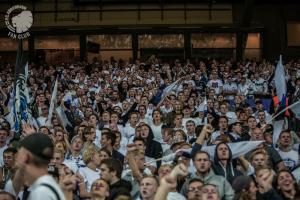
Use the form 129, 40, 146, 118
19, 133, 54, 161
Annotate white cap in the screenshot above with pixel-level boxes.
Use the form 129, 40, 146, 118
63, 160, 78, 174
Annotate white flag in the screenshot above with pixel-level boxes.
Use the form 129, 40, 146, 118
290, 100, 300, 120
45, 79, 58, 127
202, 141, 264, 161
160, 141, 264, 164
55, 106, 72, 129
273, 120, 285, 145
161, 79, 180, 99
274, 55, 287, 101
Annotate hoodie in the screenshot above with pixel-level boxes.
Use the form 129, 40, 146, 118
212, 142, 243, 184
144, 124, 163, 168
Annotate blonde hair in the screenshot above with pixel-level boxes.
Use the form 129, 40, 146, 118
83, 146, 98, 164
249, 148, 269, 162
54, 141, 67, 153
53, 148, 65, 158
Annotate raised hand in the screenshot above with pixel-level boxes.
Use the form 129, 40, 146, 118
59, 174, 77, 191
22, 123, 36, 137
170, 163, 189, 178
203, 124, 214, 134
256, 169, 274, 193
160, 175, 177, 190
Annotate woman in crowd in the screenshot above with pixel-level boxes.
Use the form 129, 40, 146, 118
274, 170, 300, 199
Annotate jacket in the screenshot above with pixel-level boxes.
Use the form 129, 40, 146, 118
181, 169, 235, 200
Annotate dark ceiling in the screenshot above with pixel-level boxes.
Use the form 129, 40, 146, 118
71, 0, 300, 5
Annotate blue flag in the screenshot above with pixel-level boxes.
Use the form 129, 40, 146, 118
12, 40, 33, 134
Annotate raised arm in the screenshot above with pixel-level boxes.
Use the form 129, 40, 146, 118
154, 164, 188, 200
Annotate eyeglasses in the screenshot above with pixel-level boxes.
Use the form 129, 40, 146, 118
188, 187, 202, 192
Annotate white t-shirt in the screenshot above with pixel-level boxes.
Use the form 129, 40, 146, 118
37, 116, 47, 127
167, 192, 187, 200
207, 79, 223, 95
28, 175, 66, 200
277, 149, 299, 170
78, 167, 100, 192
93, 129, 101, 148
223, 82, 238, 100
0, 144, 8, 167
160, 106, 173, 115
122, 125, 136, 140
150, 123, 163, 143
4, 179, 24, 199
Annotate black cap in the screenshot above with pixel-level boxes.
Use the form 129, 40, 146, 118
19, 133, 54, 161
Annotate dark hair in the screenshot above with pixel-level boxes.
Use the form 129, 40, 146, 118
0, 128, 9, 135
99, 147, 112, 157
129, 111, 139, 119
274, 169, 300, 199
101, 128, 111, 133
186, 120, 195, 126
189, 178, 204, 186
218, 116, 228, 123
133, 137, 146, 145
39, 126, 51, 135
83, 126, 95, 142
110, 111, 120, 118
192, 150, 211, 161
247, 116, 256, 121
111, 130, 121, 138
138, 104, 147, 110
101, 158, 123, 178
102, 131, 116, 146
89, 113, 100, 122
3, 147, 17, 155
152, 109, 162, 117
279, 130, 291, 138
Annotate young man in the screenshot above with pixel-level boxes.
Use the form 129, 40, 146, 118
16, 133, 65, 200
277, 130, 299, 171
133, 137, 157, 173
123, 112, 140, 142
186, 178, 203, 200
247, 127, 285, 171
0, 128, 9, 168
0, 147, 17, 189
181, 151, 234, 200
137, 175, 158, 200
100, 158, 131, 200
90, 179, 110, 200
100, 131, 124, 163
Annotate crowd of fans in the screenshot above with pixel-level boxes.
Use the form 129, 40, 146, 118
0, 56, 300, 200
